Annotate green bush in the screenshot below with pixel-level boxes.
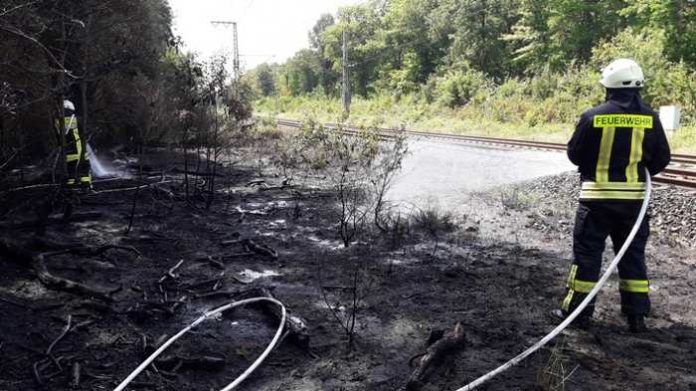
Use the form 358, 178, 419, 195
433, 66, 488, 108
527, 65, 559, 100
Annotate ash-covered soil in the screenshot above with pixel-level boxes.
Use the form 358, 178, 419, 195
1, 141, 695, 391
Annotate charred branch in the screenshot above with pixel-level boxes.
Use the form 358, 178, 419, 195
399, 322, 467, 391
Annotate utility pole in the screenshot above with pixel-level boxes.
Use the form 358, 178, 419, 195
342, 29, 351, 118
232, 22, 239, 79
211, 20, 240, 80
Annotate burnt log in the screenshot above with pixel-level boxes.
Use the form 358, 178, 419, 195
0, 237, 136, 300
399, 322, 467, 391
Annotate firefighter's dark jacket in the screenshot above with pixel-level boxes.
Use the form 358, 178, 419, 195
567, 89, 671, 201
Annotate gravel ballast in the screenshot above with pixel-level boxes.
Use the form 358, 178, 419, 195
520, 171, 696, 247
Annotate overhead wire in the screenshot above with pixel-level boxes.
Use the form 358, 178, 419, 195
237, 0, 255, 24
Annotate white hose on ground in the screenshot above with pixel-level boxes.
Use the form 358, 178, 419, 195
112, 297, 287, 391
454, 168, 652, 391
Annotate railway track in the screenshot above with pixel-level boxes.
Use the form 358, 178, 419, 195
276, 118, 696, 189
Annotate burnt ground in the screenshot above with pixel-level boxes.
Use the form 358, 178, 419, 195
1, 138, 695, 391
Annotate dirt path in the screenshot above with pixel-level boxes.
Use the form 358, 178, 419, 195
1, 142, 694, 391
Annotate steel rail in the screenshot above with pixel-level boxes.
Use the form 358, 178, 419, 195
275, 118, 696, 188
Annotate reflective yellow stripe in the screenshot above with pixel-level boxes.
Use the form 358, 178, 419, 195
561, 265, 594, 311
561, 265, 579, 312
66, 179, 76, 185
580, 190, 645, 200
582, 181, 646, 191
565, 264, 597, 293
572, 279, 596, 293
596, 127, 615, 182
593, 115, 653, 128
620, 279, 650, 293
580, 182, 646, 200
80, 176, 92, 184
626, 128, 645, 183
66, 154, 80, 162
566, 265, 577, 288
56, 117, 78, 131
561, 290, 574, 312
75, 139, 82, 158
65, 116, 78, 131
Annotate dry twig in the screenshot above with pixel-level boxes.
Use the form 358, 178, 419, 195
159, 259, 185, 283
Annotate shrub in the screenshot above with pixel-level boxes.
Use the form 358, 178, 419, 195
274, 117, 408, 247
433, 66, 488, 108
411, 207, 457, 236
527, 65, 559, 100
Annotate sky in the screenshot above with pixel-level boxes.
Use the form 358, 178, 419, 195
168, 0, 361, 73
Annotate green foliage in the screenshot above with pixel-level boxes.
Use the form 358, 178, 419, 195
284, 49, 322, 96
256, 64, 277, 97
310, 13, 336, 50
432, 0, 522, 79
250, 1, 696, 151
1, 0, 175, 150
249, 0, 696, 109
621, 0, 696, 67
432, 66, 488, 108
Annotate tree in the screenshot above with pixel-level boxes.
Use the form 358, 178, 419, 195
430, 0, 521, 79
622, 0, 696, 67
506, 0, 627, 73
309, 13, 335, 51
256, 63, 276, 96
263, 0, 696, 120
284, 49, 321, 96
503, 0, 555, 72
309, 13, 338, 95
320, 2, 386, 96
0, 0, 178, 154
374, 0, 446, 94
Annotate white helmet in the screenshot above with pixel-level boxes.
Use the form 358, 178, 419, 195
63, 100, 75, 111
599, 59, 644, 88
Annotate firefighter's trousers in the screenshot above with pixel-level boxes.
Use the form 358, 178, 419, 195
65, 129, 91, 187
561, 201, 650, 318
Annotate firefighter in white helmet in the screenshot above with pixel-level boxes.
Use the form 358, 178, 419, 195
59, 100, 92, 188
555, 59, 671, 332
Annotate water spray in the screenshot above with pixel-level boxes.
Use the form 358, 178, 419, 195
86, 143, 116, 178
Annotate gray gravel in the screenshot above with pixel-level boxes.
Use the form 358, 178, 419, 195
517, 171, 696, 247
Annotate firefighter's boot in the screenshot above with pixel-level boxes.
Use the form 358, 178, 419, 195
627, 315, 647, 333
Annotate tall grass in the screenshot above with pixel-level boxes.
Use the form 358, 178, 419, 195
256, 93, 696, 153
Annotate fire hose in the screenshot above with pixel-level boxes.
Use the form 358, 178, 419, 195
454, 168, 652, 391
113, 297, 286, 391
113, 172, 652, 391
